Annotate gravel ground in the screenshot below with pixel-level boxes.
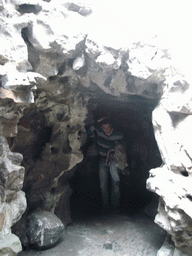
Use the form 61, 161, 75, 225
18, 210, 166, 256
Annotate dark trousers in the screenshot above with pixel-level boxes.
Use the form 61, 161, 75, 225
99, 158, 120, 209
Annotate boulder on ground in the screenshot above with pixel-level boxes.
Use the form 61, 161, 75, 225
27, 210, 65, 249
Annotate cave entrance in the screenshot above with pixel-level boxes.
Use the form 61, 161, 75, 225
69, 95, 162, 219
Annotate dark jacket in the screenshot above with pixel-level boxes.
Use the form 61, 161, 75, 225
86, 125, 124, 158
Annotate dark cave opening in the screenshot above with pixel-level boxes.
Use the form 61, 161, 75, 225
69, 96, 162, 219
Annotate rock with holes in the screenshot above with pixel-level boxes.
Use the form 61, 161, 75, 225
0, 135, 26, 255
0, 98, 23, 137
147, 76, 192, 254
157, 235, 191, 256
27, 210, 65, 248
10, 85, 87, 247
1, 0, 192, 255
0, 135, 25, 201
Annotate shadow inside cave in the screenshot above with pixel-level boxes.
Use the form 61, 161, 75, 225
69, 155, 159, 221
69, 97, 162, 221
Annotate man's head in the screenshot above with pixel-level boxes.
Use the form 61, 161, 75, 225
101, 123, 113, 135
98, 118, 113, 136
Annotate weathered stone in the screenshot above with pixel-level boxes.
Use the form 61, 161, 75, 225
0, 0, 192, 254
0, 136, 25, 201
147, 75, 192, 254
27, 210, 65, 248
0, 213, 5, 232
0, 191, 26, 240
9, 90, 87, 246
64, 2, 92, 16
54, 182, 73, 226
8, 191, 27, 226
0, 233, 22, 256
0, 135, 26, 254
147, 165, 192, 247
0, 98, 23, 137
157, 235, 191, 256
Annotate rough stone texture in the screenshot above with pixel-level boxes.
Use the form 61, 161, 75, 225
0, 233, 22, 256
0, 98, 23, 137
0, 137, 24, 200
27, 210, 65, 249
0, 135, 26, 255
157, 235, 191, 256
146, 75, 192, 255
0, 0, 192, 255
11, 89, 87, 246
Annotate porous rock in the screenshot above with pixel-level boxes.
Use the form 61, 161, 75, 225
0, 0, 192, 255
0, 135, 26, 255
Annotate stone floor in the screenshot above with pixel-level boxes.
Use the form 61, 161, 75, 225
18, 209, 166, 256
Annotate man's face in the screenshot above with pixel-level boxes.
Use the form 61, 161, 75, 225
101, 123, 113, 135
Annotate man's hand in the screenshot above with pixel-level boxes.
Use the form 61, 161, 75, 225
90, 124, 95, 132
106, 149, 116, 165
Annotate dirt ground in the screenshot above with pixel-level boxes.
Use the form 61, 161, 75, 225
18, 209, 166, 256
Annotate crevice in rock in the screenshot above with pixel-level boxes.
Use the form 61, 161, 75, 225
21, 27, 40, 72
17, 4, 42, 15
15, 108, 53, 161
180, 170, 189, 177
169, 112, 189, 127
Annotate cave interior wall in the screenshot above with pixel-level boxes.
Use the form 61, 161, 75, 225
9, 92, 162, 224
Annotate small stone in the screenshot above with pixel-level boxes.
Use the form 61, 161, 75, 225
103, 243, 113, 250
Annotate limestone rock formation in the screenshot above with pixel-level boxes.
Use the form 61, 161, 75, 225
147, 78, 192, 255
11, 87, 88, 247
0, 135, 26, 255
0, 0, 192, 255
0, 233, 23, 256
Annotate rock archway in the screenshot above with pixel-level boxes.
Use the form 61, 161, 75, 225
0, 0, 192, 255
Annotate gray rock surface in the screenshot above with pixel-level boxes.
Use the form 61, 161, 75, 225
27, 210, 65, 248
146, 70, 192, 254
0, 233, 22, 256
0, 0, 192, 255
157, 235, 191, 256
0, 135, 26, 255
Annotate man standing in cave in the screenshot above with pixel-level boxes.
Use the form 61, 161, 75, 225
86, 115, 126, 214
